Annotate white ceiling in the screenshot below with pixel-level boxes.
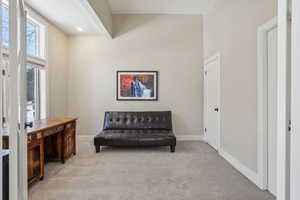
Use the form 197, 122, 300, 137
25, 0, 103, 35
25, 0, 219, 35
108, 0, 218, 15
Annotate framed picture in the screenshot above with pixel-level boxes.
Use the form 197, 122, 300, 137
117, 71, 158, 101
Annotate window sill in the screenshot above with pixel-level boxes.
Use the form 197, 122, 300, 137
1, 46, 46, 67
27, 55, 46, 67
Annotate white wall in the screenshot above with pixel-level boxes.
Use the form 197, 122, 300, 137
68, 14, 203, 136
203, 0, 277, 172
47, 23, 69, 118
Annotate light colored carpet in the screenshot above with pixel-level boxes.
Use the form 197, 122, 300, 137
29, 137, 275, 200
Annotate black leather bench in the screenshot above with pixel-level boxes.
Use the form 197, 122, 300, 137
94, 111, 176, 153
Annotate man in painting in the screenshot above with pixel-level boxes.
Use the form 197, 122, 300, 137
131, 77, 149, 97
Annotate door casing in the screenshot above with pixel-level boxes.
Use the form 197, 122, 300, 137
257, 17, 278, 191
203, 53, 221, 151
290, 0, 300, 199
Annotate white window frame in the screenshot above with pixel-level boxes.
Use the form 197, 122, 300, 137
26, 7, 48, 120
26, 19, 40, 58
26, 65, 41, 122
26, 10, 47, 62
1, 2, 48, 122
1, 1, 47, 62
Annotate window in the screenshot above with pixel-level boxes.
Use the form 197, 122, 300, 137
27, 20, 40, 57
2, 2, 44, 57
26, 66, 39, 122
2, 3, 8, 46
1, 2, 47, 124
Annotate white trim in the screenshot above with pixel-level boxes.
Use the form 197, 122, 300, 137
290, 0, 300, 199
219, 148, 258, 186
43, 16, 50, 119
277, 0, 289, 199
203, 53, 221, 150
204, 53, 221, 66
8, 0, 20, 199
257, 17, 277, 190
25, 6, 47, 61
18, 4, 28, 199
25, 5, 47, 28
78, 0, 112, 39
176, 135, 204, 141
27, 55, 46, 67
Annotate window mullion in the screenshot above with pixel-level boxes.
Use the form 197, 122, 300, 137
34, 68, 40, 120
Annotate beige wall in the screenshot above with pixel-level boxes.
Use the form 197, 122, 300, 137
88, 0, 113, 36
67, 14, 203, 136
203, 0, 277, 171
47, 24, 69, 118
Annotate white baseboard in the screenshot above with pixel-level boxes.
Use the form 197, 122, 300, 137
219, 148, 258, 187
77, 135, 94, 139
176, 135, 204, 141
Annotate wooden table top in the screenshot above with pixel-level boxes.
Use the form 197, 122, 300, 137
26, 118, 77, 134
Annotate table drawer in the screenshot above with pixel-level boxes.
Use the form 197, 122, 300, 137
43, 125, 64, 136
28, 132, 43, 145
65, 122, 75, 129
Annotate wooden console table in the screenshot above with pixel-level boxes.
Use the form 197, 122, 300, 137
3, 118, 77, 185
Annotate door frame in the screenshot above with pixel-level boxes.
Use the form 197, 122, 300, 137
9, 0, 28, 199
0, 0, 3, 199
277, 0, 290, 199
19, 1, 28, 199
9, 0, 21, 199
257, 17, 277, 190
203, 53, 221, 151
290, 0, 300, 199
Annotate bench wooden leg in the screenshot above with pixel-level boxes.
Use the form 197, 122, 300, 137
95, 145, 101, 153
170, 145, 175, 153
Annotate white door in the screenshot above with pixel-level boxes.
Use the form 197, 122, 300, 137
8, 0, 28, 199
204, 54, 220, 150
267, 27, 278, 196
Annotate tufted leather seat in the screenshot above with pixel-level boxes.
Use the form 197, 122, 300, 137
94, 111, 176, 153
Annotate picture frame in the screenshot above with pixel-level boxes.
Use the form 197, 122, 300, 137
117, 71, 158, 101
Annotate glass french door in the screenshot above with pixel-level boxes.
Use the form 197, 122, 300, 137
18, 1, 28, 199
1, 0, 28, 200
0, 0, 4, 199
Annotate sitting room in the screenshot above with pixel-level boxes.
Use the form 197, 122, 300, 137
1, 0, 299, 200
